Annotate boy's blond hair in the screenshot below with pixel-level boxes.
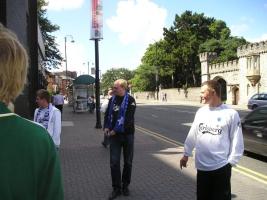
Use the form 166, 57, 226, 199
114, 79, 128, 90
0, 23, 28, 104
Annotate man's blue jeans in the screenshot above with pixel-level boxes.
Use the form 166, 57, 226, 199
109, 134, 134, 190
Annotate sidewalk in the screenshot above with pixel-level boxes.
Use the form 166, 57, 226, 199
59, 105, 196, 200
59, 104, 265, 200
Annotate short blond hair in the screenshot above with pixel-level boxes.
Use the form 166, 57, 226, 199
0, 24, 28, 104
202, 80, 221, 98
114, 79, 128, 90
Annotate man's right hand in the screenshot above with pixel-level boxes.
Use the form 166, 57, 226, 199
104, 128, 109, 135
180, 156, 188, 170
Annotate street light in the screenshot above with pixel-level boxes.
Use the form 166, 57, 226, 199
153, 40, 159, 100
64, 35, 75, 81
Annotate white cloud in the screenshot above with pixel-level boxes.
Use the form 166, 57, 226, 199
106, 0, 167, 45
247, 33, 267, 43
45, 0, 84, 11
230, 24, 249, 36
54, 39, 89, 76
230, 16, 255, 37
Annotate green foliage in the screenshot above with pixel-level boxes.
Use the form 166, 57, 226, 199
38, 0, 63, 69
200, 36, 247, 62
101, 68, 134, 93
130, 64, 156, 92
132, 10, 247, 91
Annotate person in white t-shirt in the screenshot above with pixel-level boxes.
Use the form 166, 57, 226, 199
101, 88, 113, 148
53, 90, 64, 114
180, 80, 244, 200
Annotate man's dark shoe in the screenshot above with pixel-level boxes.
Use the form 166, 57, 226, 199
108, 189, 121, 200
122, 187, 130, 196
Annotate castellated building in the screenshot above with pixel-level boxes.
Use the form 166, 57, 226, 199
199, 40, 267, 105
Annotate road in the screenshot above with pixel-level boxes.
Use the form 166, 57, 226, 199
135, 103, 267, 199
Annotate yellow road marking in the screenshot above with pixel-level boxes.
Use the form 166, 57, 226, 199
136, 124, 267, 185
136, 125, 183, 146
235, 165, 267, 181
232, 168, 267, 185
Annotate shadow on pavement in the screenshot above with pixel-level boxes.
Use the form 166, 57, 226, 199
60, 105, 196, 200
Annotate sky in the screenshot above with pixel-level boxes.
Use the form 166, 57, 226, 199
45, 0, 267, 76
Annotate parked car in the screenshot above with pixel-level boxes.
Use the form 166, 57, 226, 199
241, 105, 267, 157
247, 93, 267, 110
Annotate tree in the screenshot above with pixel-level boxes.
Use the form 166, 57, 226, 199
101, 68, 134, 93
38, 0, 63, 69
140, 11, 246, 88
130, 64, 156, 92
199, 20, 247, 62
140, 40, 176, 89
133, 11, 247, 91
163, 11, 215, 87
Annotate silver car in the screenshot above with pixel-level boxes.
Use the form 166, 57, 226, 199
247, 93, 267, 110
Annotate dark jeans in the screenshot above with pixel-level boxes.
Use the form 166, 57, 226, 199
109, 134, 134, 190
88, 103, 95, 113
197, 163, 232, 200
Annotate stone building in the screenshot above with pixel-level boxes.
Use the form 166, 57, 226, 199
200, 40, 267, 105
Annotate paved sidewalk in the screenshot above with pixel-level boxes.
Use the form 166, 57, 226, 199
59, 105, 196, 200
59, 103, 266, 200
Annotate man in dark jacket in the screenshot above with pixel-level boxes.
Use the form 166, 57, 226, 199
104, 79, 136, 200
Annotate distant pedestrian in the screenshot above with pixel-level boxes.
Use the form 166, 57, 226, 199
180, 80, 244, 200
53, 90, 64, 113
34, 89, 62, 150
0, 24, 63, 199
88, 95, 95, 113
164, 93, 167, 101
162, 92, 165, 101
104, 79, 136, 200
101, 88, 113, 148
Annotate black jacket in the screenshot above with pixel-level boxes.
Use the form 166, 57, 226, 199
104, 94, 136, 135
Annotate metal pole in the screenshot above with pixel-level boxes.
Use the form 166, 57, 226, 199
87, 61, 90, 75
64, 37, 67, 79
156, 70, 159, 100
94, 39, 102, 129
154, 41, 159, 100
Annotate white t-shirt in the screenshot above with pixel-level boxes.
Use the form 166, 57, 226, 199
184, 104, 244, 171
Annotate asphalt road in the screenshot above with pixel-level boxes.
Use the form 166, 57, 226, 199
135, 104, 249, 144
135, 103, 267, 196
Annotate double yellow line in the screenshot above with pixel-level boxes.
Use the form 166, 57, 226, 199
136, 125, 267, 185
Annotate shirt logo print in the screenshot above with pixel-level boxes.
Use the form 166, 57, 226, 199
199, 123, 222, 135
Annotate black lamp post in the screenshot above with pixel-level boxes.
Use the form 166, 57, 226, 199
64, 35, 74, 84
154, 40, 159, 100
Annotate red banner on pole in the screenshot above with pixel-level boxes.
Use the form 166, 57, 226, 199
91, 0, 103, 40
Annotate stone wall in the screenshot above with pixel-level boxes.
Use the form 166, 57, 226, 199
134, 87, 201, 102
200, 40, 267, 105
